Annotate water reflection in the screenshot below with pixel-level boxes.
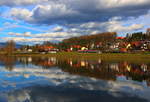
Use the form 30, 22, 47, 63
57, 59, 150, 86
17, 57, 57, 68
0, 56, 150, 102
0, 56, 16, 71
1, 56, 150, 85
0, 85, 148, 102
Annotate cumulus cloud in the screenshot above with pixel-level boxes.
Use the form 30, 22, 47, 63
6, 0, 150, 25
6, 31, 81, 43
52, 26, 64, 32
3, 37, 54, 43
1, 0, 150, 43
9, 32, 32, 37
107, 24, 144, 32
74, 15, 145, 34
10, 8, 33, 22
0, 0, 48, 6
9, 31, 79, 38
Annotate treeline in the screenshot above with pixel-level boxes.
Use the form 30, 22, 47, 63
59, 32, 117, 49
126, 32, 150, 42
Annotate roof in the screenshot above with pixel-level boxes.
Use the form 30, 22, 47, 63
116, 37, 125, 39
131, 41, 143, 46
39, 46, 55, 49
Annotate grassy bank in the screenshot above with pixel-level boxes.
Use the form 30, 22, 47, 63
10, 52, 150, 63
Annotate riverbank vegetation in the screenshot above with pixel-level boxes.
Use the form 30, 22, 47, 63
11, 52, 150, 63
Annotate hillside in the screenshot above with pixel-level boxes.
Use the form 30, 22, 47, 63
61, 32, 117, 46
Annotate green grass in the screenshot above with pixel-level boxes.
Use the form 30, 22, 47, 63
8, 52, 150, 63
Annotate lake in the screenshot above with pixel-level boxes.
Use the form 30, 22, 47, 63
0, 56, 150, 102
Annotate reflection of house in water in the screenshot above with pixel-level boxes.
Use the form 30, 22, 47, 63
109, 63, 119, 72
57, 59, 150, 86
33, 57, 57, 68
59, 59, 117, 81
17, 57, 32, 65
1, 56, 150, 87
17, 57, 57, 68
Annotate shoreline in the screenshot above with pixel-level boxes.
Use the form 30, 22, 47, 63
6, 52, 150, 62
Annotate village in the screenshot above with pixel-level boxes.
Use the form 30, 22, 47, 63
10, 28, 150, 54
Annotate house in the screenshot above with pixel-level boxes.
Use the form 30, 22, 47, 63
70, 45, 82, 51
116, 37, 125, 40
38, 45, 58, 53
81, 47, 88, 50
131, 41, 143, 48
120, 48, 127, 53
27, 49, 32, 52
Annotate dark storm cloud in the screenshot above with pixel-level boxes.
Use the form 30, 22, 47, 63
29, 0, 150, 25
5, 0, 150, 25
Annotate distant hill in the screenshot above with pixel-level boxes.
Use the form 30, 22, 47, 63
0, 43, 22, 48
62, 32, 117, 46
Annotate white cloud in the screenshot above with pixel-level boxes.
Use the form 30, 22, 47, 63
52, 26, 64, 32
10, 8, 33, 22
3, 37, 53, 43
0, 0, 150, 42
80, 22, 100, 29
107, 24, 144, 32
8, 32, 32, 37
0, 0, 48, 6
99, 0, 150, 8
24, 32, 32, 37
5, 31, 81, 43
103, 18, 144, 32
67, 16, 144, 35
8, 31, 79, 38
8, 32, 22, 36
6, 0, 150, 25
8, 3, 79, 24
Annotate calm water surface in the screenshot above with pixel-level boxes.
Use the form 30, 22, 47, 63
0, 56, 150, 102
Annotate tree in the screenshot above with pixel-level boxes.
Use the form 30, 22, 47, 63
5, 40, 15, 55
61, 32, 117, 50
127, 32, 146, 41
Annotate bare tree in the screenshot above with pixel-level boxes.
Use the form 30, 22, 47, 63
5, 40, 15, 55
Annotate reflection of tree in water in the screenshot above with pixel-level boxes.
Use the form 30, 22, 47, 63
57, 59, 117, 81
6, 56, 150, 86
17, 56, 57, 69
18, 57, 57, 69
0, 56, 16, 71
32, 57, 57, 68
125, 63, 150, 82
56, 59, 150, 85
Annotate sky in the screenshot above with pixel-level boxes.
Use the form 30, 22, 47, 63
0, 0, 150, 44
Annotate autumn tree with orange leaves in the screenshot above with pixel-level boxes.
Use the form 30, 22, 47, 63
5, 40, 16, 55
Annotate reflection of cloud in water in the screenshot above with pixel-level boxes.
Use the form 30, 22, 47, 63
0, 67, 150, 101
0, 90, 31, 102
1, 86, 148, 102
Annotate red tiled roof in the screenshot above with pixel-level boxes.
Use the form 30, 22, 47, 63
116, 37, 125, 39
